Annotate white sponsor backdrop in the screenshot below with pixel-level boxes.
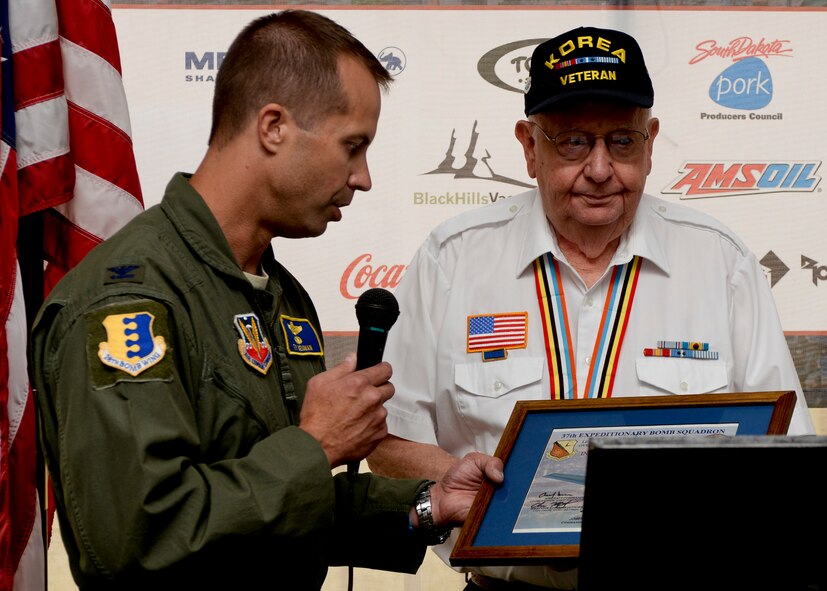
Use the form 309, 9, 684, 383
113, 7, 826, 333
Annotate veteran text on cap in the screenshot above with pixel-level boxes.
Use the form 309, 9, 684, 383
525, 26, 654, 115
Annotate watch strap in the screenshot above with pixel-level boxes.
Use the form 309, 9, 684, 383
414, 481, 452, 545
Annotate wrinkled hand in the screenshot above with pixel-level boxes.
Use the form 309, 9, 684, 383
430, 452, 504, 527
299, 353, 394, 468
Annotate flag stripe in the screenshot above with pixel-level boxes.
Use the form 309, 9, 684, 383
16, 153, 74, 216
57, 0, 122, 74
62, 37, 131, 134
6, 271, 39, 578
13, 97, 69, 169
8, 0, 58, 53
67, 102, 141, 200
10, 40, 63, 110
1, 0, 143, 588
54, 166, 143, 239
42, 208, 100, 272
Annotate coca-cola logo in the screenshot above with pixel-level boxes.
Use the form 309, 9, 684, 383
339, 253, 407, 299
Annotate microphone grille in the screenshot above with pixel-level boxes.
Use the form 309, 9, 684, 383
355, 288, 400, 331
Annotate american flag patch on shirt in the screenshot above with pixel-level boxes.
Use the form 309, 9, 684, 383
467, 312, 528, 352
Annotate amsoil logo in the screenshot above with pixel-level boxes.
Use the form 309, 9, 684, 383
663, 161, 821, 199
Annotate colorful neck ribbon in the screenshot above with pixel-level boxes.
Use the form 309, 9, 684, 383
533, 253, 641, 399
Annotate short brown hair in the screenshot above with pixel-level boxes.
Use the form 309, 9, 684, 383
209, 10, 393, 146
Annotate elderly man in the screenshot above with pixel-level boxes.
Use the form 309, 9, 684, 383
368, 25, 814, 590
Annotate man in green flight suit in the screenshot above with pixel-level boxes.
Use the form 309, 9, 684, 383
32, 10, 503, 590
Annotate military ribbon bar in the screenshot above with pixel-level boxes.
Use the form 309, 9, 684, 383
656, 340, 709, 351
644, 348, 718, 360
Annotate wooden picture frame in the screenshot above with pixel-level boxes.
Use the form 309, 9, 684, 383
449, 391, 796, 566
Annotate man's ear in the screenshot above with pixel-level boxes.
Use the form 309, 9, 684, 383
258, 103, 288, 154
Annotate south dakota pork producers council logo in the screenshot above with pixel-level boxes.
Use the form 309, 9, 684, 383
709, 56, 772, 110
691, 36, 792, 118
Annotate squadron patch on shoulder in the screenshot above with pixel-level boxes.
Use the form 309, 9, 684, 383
280, 315, 323, 357
234, 313, 273, 374
87, 300, 172, 387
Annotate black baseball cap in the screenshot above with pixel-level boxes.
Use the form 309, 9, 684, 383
524, 26, 654, 115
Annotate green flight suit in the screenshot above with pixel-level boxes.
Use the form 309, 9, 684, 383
32, 173, 429, 590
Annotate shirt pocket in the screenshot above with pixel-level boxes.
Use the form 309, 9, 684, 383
635, 357, 728, 395
454, 356, 545, 398
453, 357, 546, 452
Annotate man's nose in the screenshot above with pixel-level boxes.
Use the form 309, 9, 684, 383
582, 137, 614, 182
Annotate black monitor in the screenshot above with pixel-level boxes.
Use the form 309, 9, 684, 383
577, 435, 827, 591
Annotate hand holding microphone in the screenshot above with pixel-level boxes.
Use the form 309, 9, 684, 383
297, 288, 399, 470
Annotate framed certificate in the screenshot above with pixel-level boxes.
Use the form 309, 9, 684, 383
449, 391, 796, 566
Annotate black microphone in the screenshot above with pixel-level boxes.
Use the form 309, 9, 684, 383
355, 288, 400, 370
348, 288, 399, 479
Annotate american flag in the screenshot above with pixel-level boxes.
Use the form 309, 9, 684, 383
0, 0, 143, 588
467, 313, 528, 352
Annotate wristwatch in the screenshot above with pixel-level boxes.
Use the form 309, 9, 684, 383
414, 481, 452, 545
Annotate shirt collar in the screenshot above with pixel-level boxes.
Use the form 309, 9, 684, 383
160, 172, 282, 283
514, 190, 671, 277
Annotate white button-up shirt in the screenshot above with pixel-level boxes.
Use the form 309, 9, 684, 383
382, 189, 814, 588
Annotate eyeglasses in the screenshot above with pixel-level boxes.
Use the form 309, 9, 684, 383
529, 122, 650, 162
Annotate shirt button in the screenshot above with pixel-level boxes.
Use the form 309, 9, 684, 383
493, 380, 503, 392
585, 356, 592, 365
680, 381, 689, 392
585, 296, 594, 307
